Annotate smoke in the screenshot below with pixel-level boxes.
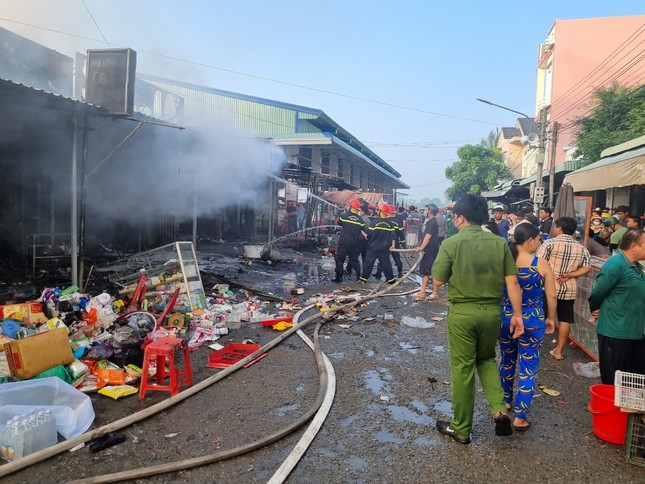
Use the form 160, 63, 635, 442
0, 2, 288, 238
85, 115, 285, 224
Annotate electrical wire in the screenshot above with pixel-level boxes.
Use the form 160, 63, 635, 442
549, 24, 645, 114
0, 16, 499, 126
80, 0, 110, 46
551, 35, 645, 121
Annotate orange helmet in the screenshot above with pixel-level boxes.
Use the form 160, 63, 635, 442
382, 204, 396, 215
348, 199, 361, 210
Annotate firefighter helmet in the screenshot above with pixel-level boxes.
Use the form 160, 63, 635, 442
348, 199, 361, 210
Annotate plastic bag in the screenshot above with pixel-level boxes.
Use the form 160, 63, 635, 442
0, 377, 94, 439
98, 385, 138, 400
401, 316, 435, 329
573, 361, 601, 379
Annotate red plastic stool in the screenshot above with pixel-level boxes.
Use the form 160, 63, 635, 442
139, 337, 193, 399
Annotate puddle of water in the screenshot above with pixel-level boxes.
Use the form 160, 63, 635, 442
433, 400, 453, 416
295, 383, 306, 393
375, 429, 405, 444
433, 345, 445, 353
411, 399, 428, 413
317, 447, 337, 458
347, 455, 369, 471
413, 435, 438, 446
399, 342, 420, 354
340, 415, 360, 428
363, 368, 393, 396
388, 405, 433, 425
366, 350, 375, 357
274, 403, 299, 417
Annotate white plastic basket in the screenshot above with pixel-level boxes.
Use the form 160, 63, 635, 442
615, 371, 645, 412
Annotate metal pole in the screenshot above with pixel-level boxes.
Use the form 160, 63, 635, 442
476, 98, 530, 119
548, 122, 559, 208
78, 112, 89, 290
70, 115, 78, 287
533, 107, 548, 213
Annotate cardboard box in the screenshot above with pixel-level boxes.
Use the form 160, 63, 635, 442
0, 302, 48, 324
3, 328, 73, 379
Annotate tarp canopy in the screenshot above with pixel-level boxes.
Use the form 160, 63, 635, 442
321, 190, 384, 207
563, 147, 645, 192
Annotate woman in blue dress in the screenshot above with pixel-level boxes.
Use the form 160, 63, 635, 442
499, 223, 556, 430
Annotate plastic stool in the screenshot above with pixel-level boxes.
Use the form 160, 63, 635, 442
139, 337, 193, 399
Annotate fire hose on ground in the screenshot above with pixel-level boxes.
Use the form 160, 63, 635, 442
0, 251, 424, 483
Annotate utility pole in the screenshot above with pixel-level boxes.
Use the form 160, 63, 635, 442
533, 107, 548, 212
548, 122, 559, 208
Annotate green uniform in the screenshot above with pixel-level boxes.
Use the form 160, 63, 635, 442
589, 252, 645, 340
609, 227, 628, 247
432, 224, 517, 438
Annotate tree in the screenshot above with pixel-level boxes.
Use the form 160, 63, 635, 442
573, 84, 645, 166
445, 144, 510, 201
480, 128, 500, 148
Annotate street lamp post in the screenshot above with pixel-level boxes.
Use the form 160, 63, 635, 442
476, 98, 546, 213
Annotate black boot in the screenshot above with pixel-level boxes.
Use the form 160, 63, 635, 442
332, 273, 342, 283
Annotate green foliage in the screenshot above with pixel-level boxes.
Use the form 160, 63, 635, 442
480, 128, 500, 148
445, 144, 510, 201
573, 84, 645, 165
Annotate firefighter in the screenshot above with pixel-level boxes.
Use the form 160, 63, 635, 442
360, 203, 397, 284
375, 204, 405, 279
333, 199, 366, 282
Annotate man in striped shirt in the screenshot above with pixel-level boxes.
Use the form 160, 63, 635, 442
536, 216, 591, 360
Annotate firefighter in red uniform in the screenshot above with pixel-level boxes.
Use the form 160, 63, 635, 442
333, 199, 366, 282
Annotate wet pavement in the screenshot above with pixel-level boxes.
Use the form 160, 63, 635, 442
3, 237, 644, 483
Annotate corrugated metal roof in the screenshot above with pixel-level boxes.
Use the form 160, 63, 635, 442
0, 77, 107, 114
139, 74, 403, 181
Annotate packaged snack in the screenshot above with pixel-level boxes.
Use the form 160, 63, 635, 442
98, 385, 138, 400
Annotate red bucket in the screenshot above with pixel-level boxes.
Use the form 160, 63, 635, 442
587, 384, 628, 444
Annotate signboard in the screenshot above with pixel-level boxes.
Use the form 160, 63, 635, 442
85, 48, 137, 114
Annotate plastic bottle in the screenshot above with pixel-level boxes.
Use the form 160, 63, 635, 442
6, 421, 24, 461
21, 418, 35, 457
1, 419, 13, 461
42, 411, 58, 449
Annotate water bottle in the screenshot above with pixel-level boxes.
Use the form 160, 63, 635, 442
21, 418, 35, 457
1, 420, 13, 461
42, 411, 57, 448
6, 421, 24, 461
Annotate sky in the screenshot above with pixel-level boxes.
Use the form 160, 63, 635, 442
1, 1, 643, 203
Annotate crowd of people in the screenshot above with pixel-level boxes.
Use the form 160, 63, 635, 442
332, 194, 645, 444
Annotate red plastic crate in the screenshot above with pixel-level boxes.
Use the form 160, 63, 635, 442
206, 343, 265, 369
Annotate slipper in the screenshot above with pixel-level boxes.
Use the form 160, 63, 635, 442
90, 432, 127, 452
512, 420, 531, 432
494, 413, 513, 436
426, 294, 439, 301
549, 349, 564, 360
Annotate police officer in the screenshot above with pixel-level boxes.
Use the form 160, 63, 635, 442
333, 199, 366, 283
360, 203, 397, 284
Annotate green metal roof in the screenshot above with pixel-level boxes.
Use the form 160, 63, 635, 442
519, 159, 585, 186
138, 74, 403, 183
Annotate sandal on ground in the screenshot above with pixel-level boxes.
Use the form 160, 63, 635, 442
493, 413, 513, 436
549, 349, 564, 360
512, 420, 532, 431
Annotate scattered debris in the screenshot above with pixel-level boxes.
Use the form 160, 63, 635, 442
400, 316, 435, 329
572, 361, 601, 379
338, 324, 352, 329
380, 395, 390, 402
539, 385, 562, 397
164, 432, 180, 438
427, 376, 437, 390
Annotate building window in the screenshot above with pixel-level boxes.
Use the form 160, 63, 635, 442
337, 159, 344, 178
299, 147, 312, 169
321, 154, 330, 174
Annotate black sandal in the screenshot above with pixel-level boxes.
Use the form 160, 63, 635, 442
494, 413, 513, 436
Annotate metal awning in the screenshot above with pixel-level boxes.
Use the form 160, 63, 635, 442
563, 147, 645, 192
481, 185, 529, 200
